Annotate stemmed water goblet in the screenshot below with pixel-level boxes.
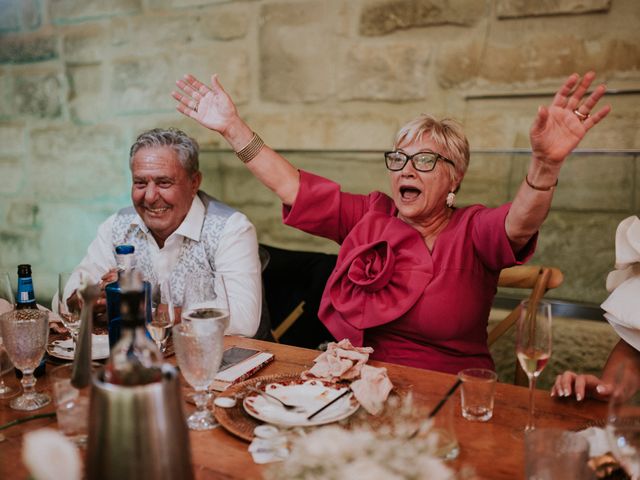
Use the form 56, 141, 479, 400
0, 272, 17, 398
0, 308, 51, 410
173, 318, 225, 430
146, 279, 175, 354
181, 272, 231, 330
515, 299, 552, 432
57, 272, 83, 352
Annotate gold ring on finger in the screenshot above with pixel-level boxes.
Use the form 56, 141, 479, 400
573, 109, 590, 121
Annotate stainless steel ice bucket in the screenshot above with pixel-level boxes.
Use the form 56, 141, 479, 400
86, 364, 194, 480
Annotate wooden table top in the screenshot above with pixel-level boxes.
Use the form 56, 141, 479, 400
0, 336, 607, 479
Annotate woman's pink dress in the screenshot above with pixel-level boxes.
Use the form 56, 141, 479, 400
283, 171, 536, 374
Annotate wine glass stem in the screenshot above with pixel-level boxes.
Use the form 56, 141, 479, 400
193, 391, 211, 414
20, 370, 37, 398
526, 375, 537, 431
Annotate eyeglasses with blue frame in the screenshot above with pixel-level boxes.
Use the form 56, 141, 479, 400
384, 150, 455, 172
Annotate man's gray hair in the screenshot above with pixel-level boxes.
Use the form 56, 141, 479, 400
129, 128, 200, 176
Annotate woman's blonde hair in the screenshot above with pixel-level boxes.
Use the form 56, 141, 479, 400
393, 114, 470, 189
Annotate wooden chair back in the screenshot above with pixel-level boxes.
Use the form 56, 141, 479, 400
488, 265, 564, 385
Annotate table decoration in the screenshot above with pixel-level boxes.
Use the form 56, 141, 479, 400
265, 394, 471, 480
22, 428, 81, 480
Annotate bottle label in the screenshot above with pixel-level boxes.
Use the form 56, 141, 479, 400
17, 277, 35, 305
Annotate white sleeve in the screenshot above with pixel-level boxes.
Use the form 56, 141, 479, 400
53, 215, 118, 311
215, 211, 261, 337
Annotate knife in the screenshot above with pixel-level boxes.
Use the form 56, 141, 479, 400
306, 388, 351, 420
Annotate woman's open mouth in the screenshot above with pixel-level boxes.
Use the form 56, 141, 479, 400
399, 186, 422, 201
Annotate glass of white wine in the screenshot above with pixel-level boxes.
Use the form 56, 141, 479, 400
515, 299, 552, 432
146, 279, 175, 354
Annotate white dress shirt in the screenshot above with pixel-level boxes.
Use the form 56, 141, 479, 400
62, 195, 261, 337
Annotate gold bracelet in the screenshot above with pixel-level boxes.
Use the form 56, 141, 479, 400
236, 133, 265, 164
525, 175, 558, 191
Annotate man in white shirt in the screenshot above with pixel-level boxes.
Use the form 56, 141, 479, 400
65, 128, 261, 337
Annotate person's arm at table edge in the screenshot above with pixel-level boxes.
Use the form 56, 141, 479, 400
551, 339, 640, 402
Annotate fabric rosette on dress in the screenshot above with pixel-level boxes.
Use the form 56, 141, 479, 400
601, 216, 640, 350
319, 212, 433, 346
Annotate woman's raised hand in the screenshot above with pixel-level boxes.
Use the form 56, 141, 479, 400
530, 71, 611, 165
172, 74, 238, 135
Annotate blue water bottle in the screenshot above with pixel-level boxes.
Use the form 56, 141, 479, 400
105, 245, 135, 349
105, 245, 152, 349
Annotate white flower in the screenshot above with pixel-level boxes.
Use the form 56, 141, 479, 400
268, 422, 458, 480
22, 428, 82, 480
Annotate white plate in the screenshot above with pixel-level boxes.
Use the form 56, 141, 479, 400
242, 380, 358, 427
47, 334, 110, 361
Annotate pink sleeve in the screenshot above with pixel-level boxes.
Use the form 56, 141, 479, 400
471, 203, 537, 271
282, 170, 380, 244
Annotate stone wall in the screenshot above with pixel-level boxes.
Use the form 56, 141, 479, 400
0, 0, 639, 307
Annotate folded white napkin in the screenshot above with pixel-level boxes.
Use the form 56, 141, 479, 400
602, 216, 640, 350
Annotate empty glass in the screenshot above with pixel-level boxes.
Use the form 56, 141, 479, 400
607, 363, 640, 479
58, 272, 83, 351
0, 309, 50, 410
0, 272, 17, 398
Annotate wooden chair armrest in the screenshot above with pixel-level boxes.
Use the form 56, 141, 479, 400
272, 301, 305, 343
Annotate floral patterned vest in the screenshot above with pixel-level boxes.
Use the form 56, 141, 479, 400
110, 191, 235, 306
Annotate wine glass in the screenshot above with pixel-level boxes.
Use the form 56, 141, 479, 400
173, 319, 225, 430
606, 363, 640, 479
182, 272, 230, 332
0, 272, 17, 398
0, 308, 51, 410
515, 299, 552, 432
58, 272, 83, 351
146, 279, 175, 354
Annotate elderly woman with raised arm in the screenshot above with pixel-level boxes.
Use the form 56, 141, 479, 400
172, 72, 610, 375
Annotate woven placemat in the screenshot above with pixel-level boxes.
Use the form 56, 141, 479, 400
214, 372, 304, 442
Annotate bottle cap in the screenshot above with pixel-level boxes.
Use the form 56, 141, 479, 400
115, 245, 135, 255
17, 264, 32, 276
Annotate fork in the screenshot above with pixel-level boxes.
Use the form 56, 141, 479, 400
246, 385, 305, 412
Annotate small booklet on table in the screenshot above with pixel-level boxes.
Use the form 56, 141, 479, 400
211, 346, 275, 391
